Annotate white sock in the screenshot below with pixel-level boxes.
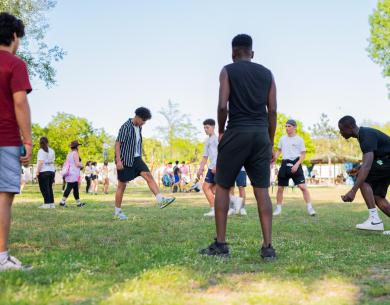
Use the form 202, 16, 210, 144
276, 204, 282, 210
0, 251, 8, 261
156, 193, 163, 203
368, 208, 380, 220
60, 197, 66, 204
76, 199, 81, 204
307, 203, 313, 209
211, 207, 215, 211
115, 207, 122, 214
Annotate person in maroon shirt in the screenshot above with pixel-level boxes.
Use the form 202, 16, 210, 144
0, 12, 33, 271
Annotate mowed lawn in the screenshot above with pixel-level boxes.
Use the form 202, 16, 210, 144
1, 183, 390, 305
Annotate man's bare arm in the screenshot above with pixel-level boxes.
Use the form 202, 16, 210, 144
267, 75, 277, 147
217, 68, 230, 136
14, 91, 32, 164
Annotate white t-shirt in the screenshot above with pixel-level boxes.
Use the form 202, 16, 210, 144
37, 148, 55, 172
133, 125, 141, 157
278, 135, 305, 160
203, 134, 218, 169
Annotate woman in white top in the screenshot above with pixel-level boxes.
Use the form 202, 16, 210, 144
36, 137, 56, 209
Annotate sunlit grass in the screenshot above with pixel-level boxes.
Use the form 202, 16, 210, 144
0, 184, 389, 304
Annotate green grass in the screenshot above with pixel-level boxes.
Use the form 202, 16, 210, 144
1, 184, 390, 304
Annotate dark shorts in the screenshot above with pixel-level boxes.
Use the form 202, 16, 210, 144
204, 169, 215, 184
235, 171, 247, 187
117, 157, 150, 183
277, 159, 306, 187
216, 128, 271, 188
365, 158, 390, 198
91, 175, 97, 180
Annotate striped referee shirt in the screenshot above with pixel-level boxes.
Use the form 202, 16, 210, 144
116, 118, 143, 167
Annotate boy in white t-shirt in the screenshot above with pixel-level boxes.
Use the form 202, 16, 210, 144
197, 119, 242, 217
273, 119, 316, 216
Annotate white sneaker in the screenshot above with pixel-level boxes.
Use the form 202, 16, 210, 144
203, 209, 215, 217
239, 208, 247, 216
383, 231, 390, 235
38, 204, 52, 209
307, 206, 316, 216
273, 207, 282, 216
50, 203, 56, 209
114, 211, 128, 220
356, 218, 384, 231
0, 256, 31, 271
231, 196, 243, 213
228, 208, 236, 216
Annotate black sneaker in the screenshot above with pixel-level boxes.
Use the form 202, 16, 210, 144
77, 202, 86, 208
261, 244, 276, 261
199, 239, 230, 257
59, 202, 67, 208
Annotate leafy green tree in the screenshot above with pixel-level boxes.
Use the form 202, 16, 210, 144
32, 113, 115, 165
367, 0, 390, 96
156, 99, 199, 158
0, 0, 65, 86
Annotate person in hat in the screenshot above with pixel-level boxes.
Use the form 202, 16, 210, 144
273, 119, 316, 216
59, 140, 85, 207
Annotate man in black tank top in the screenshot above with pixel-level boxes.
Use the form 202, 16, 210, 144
200, 34, 277, 260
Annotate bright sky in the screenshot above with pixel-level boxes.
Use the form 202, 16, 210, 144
29, 0, 390, 138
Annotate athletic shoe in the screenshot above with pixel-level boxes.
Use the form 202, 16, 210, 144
114, 211, 128, 220
59, 202, 68, 208
0, 256, 32, 272
228, 208, 236, 216
356, 218, 384, 231
50, 203, 55, 209
77, 202, 86, 208
199, 239, 230, 257
307, 206, 316, 216
231, 196, 243, 213
273, 207, 282, 216
239, 208, 248, 216
260, 245, 276, 261
383, 231, 390, 235
204, 209, 215, 217
159, 197, 175, 209
38, 204, 52, 209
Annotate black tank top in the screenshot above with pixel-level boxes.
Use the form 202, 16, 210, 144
225, 60, 272, 130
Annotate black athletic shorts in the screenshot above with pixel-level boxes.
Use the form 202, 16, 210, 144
277, 159, 306, 187
365, 157, 390, 198
215, 128, 271, 188
117, 157, 150, 183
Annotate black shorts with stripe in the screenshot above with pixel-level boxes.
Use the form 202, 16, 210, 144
277, 159, 306, 187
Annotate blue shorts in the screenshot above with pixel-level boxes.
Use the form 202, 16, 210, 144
0, 146, 21, 193
204, 169, 215, 184
235, 171, 247, 187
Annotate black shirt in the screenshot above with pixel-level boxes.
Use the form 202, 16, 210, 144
358, 127, 390, 159
224, 60, 272, 130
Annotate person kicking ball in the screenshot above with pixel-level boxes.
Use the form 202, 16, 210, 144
114, 107, 175, 220
339, 116, 390, 234
273, 119, 316, 216
197, 119, 243, 217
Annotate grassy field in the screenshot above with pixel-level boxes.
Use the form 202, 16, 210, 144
1, 183, 389, 305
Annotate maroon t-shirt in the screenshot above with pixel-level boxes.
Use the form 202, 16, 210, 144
0, 50, 32, 146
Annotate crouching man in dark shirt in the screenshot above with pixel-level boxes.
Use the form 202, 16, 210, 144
339, 115, 390, 234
